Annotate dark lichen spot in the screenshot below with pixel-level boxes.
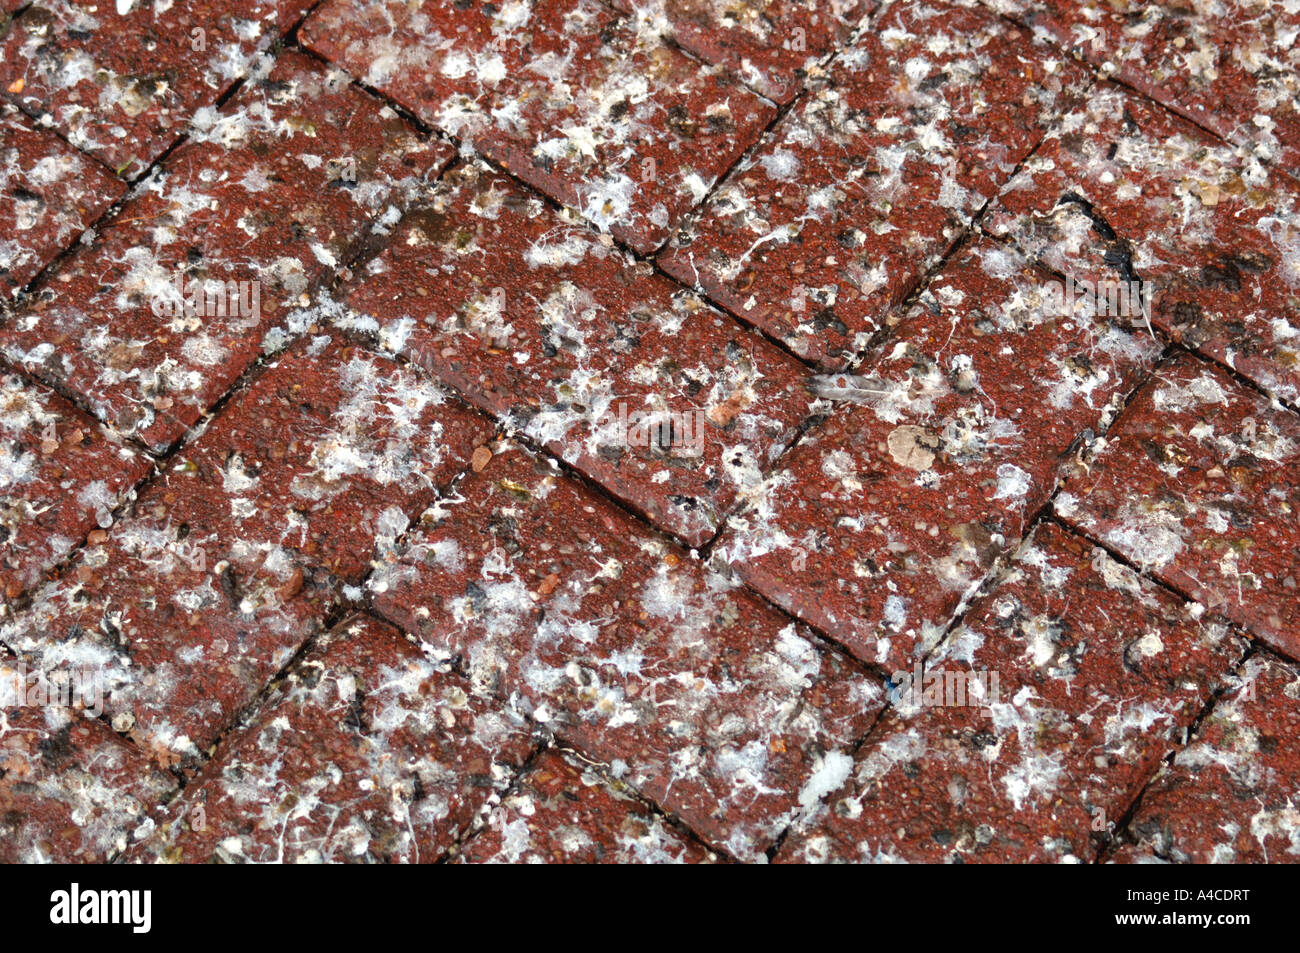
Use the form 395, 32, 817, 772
38, 725, 74, 768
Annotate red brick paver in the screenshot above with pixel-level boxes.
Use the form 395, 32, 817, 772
776, 522, 1244, 863
659, 0, 1092, 367
168, 335, 493, 582
128, 614, 535, 863
455, 749, 716, 863
2, 0, 1298, 865
302, 0, 775, 254
0, 491, 336, 773
1057, 354, 1300, 660
1, 50, 452, 451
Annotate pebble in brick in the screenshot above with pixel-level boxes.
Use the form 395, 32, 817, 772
1119, 653, 1300, 863
986, 81, 1300, 408
984, 0, 1300, 177
0, 51, 452, 452
369, 440, 884, 861
0, 693, 175, 863
609, 0, 876, 105
340, 161, 812, 548
127, 614, 535, 864
456, 749, 716, 863
301, 0, 775, 254
169, 335, 493, 582
0, 0, 317, 173
657, 0, 1091, 367
0, 104, 123, 296
0, 373, 149, 600
775, 522, 1245, 864
1056, 354, 1300, 660
714, 238, 1161, 672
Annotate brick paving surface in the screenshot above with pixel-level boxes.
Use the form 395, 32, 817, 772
301, 0, 776, 254
340, 160, 812, 547
658, 0, 1092, 366
610, 0, 876, 106
1, 50, 451, 451
776, 522, 1246, 863
126, 613, 536, 863
0, 0, 1298, 863
452, 748, 718, 863
984, 0, 1300, 178
1, 0, 316, 174
1057, 354, 1300, 660
1117, 652, 1300, 864
0, 102, 124, 294
986, 79, 1300, 408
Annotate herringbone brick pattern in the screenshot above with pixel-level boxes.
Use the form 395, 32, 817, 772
1, 0, 1297, 863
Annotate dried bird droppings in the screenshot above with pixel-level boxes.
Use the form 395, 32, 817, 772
1056, 353, 1300, 659
658, 0, 1092, 367
369, 440, 884, 861
1, 51, 452, 451
776, 522, 1244, 864
342, 161, 812, 548
127, 614, 535, 864
714, 237, 1160, 673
